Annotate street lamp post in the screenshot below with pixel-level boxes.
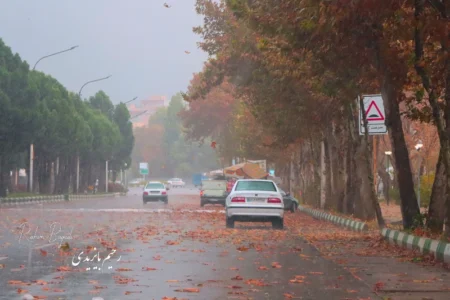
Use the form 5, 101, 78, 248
107, 96, 138, 120
32, 46, 79, 71
76, 75, 112, 193
384, 151, 392, 206
29, 46, 79, 192
415, 142, 423, 208
78, 75, 112, 98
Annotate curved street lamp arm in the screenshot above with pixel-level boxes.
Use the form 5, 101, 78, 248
130, 110, 148, 119
78, 75, 112, 98
32, 46, 79, 70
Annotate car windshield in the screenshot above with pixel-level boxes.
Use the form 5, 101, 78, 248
146, 183, 164, 189
235, 181, 277, 192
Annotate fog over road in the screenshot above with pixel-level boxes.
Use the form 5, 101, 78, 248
0, 187, 377, 299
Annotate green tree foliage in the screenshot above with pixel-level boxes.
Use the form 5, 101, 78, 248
0, 38, 134, 196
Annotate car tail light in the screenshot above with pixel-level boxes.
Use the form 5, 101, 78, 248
267, 197, 281, 203
231, 197, 245, 203
162, 191, 167, 195
143, 192, 148, 196
200, 190, 204, 196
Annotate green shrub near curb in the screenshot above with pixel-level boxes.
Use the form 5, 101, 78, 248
298, 205, 368, 232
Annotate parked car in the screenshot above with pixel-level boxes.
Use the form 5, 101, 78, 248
167, 178, 185, 188
200, 180, 228, 207
280, 189, 299, 213
225, 179, 284, 229
143, 181, 169, 204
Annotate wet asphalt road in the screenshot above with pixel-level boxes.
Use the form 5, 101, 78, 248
0, 187, 379, 300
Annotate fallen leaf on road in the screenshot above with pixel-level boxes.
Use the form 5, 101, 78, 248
258, 266, 268, 270
232, 275, 243, 280
142, 267, 157, 271
167, 280, 179, 282
124, 291, 142, 295
245, 279, 269, 286
39, 249, 47, 256
0, 264, 4, 269
308, 272, 323, 275
271, 262, 282, 268
56, 266, 71, 272
174, 288, 200, 293
32, 296, 47, 299
284, 293, 294, 299
116, 268, 132, 272
17, 288, 28, 294
166, 240, 180, 245
237, 246, 249, 252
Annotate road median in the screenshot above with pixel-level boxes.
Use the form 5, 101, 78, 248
298, 204, 369, 232
0, 193, 120, 206
381, 227, 450, 263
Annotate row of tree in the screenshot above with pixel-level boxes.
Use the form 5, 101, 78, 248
131, 94, 220, 179
0, 39, 134, 196
179, 0, 450, 234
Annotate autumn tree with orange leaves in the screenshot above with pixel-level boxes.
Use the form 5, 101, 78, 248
182, 0, 450, 232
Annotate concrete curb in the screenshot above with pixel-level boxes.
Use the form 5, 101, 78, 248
0, 193, 119, 206
381, 228, 450, 263
298, 205, 368, 232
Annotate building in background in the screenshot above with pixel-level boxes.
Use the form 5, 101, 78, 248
128, 96, 169, 128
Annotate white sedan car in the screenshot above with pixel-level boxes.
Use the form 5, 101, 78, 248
225, 179, 284, 229
167, 178, 185, 188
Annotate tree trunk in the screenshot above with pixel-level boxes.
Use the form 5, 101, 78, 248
319, 139, 326, 209
428, 150, 446, 232
381, 76, 419, 228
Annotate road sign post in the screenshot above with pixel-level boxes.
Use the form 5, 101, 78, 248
139, 162, 149, 181
359, 95, 387, 135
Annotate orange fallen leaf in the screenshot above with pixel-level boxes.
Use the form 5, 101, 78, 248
258, 266, 268, 270
237, 246, 249, 252
271, 262, 282, 268
174, 288, 200, 293
39, 249, 47, 257
167, 280, 179, 283
17, 288, 28, 294
125, 291, 142, 295
232, 275, 243, 280
309, 272, 323, 275
284, 293, 294, 299
33, 296, 47, 299
56, 266, 71, 272
116, 268, 132, 272
142, 267, 157, 271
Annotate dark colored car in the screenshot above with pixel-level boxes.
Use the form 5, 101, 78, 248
280, 189, 299, 212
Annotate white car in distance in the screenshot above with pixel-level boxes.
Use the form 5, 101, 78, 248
167, 178, 185, 188
225, 179, 284, 229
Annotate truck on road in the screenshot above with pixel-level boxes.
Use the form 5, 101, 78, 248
200, 179, 227, 207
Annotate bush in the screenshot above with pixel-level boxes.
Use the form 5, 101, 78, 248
108, 182, 126, 193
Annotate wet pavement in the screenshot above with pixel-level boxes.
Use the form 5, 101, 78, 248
1, 187, 381, 299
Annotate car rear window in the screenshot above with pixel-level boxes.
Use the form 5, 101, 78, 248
146, 183, 164, 189
234, 181, 277, 192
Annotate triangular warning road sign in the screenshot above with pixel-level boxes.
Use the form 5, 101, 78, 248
365, 100, 385, 121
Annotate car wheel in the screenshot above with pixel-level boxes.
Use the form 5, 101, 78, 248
272, 218, 284, 230
290, 203, 297, 213
226, 217, 235, 228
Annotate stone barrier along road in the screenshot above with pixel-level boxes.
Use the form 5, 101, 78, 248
298, 205, 369, 232
0, 193, 120, 206
381, 227, 450, 263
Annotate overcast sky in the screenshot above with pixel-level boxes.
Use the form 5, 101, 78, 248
0, 0, 207, 104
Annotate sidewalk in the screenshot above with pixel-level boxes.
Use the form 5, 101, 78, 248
292, 212, 450, 300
